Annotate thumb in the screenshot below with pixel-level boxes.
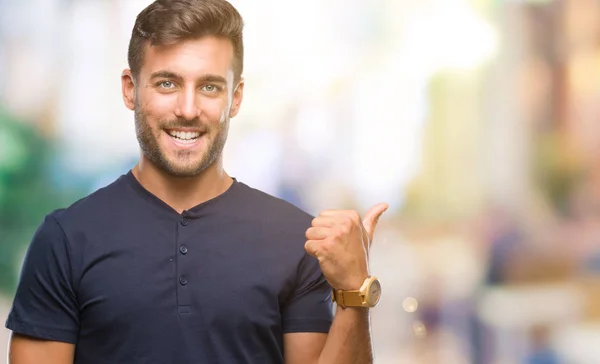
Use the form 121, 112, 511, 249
362, 202, 389, 241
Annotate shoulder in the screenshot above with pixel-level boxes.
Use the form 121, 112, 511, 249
50, 173, 131, 231
231, 181, 314, 227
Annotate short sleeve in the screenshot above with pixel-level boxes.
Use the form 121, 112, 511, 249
5, 214, 79, 343
282, 252, 334, 334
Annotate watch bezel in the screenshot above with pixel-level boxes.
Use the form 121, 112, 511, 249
363, 277, 382, 307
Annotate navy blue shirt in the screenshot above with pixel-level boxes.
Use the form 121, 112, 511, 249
6, 171, 333, 363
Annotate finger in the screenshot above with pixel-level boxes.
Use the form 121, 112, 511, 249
362, 202, 389, 241
319, 209, 361, 222
305, 226, 330, 240
304, 240, 322, 258
311, 216, 338, 227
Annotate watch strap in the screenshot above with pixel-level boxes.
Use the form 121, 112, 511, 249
332, 289, 364, 308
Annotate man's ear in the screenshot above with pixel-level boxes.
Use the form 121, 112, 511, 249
121, 69, 136, 111
229, 78, 244, 118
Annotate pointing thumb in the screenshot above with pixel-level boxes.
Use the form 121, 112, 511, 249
362, 202, 389, 241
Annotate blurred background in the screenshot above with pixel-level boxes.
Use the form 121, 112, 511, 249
1, 0, 600, 362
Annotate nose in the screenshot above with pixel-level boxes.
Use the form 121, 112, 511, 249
174, 85, 200, 120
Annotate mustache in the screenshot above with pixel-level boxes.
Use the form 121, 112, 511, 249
159, 118, 209, 131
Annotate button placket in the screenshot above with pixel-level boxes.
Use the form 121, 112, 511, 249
176, 212, 191, 309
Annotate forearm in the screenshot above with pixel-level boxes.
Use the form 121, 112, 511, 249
9, 333, 75, 364
318, 306, 373, 364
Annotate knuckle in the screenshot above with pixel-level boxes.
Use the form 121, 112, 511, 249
305, 227, 314, 239
340, 223, 351, 235
339, 217, 353, 231
304, 240, 317, 255
345, 215, 355, 225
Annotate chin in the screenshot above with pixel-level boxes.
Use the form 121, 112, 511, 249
161, 165, 204, 178
163, 158, 213, 178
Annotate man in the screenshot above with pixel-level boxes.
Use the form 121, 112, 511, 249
5, 0, 388, 363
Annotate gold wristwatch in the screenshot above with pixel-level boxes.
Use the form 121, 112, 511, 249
332, 276, 382, 308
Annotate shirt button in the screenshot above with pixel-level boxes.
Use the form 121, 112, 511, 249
180, 245, 188, 255
179, 276, 188, 285
180, 217, 189, 226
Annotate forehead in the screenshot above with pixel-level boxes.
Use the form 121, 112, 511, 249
141, 36, 235, 79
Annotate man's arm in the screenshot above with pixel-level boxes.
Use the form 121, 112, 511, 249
283, 332, 326, 364
284, 307, 372, 364
8, 332, 75, 364
5, 214, 80, 362
290, 202, 388, 364
318, 307, 372, 363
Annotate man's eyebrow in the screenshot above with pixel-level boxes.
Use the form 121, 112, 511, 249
196, 74, 228, 84
149, 71, 227, 85
149, 70, 183, 81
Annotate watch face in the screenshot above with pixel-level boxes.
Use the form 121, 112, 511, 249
367, 279, 382, 306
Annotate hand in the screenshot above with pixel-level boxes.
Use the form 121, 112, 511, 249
304, 203, 388, 290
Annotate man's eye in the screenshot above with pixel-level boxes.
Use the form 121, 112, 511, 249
202, 84, 219, 92
158, 81, 174, 89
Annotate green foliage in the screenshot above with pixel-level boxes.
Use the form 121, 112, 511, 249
0, 109, 81, 297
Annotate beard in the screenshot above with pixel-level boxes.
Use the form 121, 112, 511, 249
134, 104, 229, 178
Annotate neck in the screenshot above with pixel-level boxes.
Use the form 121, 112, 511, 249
132, 155, 233, 214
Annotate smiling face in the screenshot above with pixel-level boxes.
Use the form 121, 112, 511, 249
122, 36, 244, 177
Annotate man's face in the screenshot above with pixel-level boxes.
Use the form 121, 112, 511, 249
123, 36, 243, 177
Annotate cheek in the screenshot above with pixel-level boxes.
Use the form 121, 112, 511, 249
150, 94, 177, 111
199, 97, 229, 123
138, 95, 175, 124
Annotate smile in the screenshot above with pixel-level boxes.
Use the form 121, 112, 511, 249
166, 130, 203, 143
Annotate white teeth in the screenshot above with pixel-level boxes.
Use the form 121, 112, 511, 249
168, 130, 201, 140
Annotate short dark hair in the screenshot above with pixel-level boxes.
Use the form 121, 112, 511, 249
128, 0, 244, 82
